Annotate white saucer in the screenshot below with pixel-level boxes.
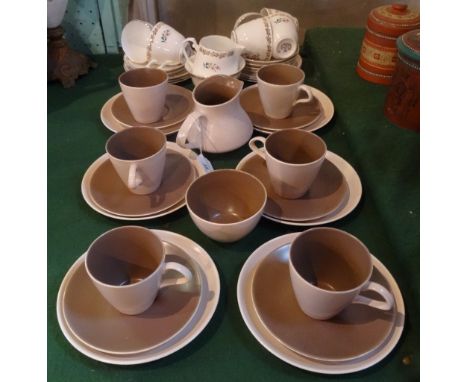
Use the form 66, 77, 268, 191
236, 150, 362, 226
237, 233, 405, 374
81, 142, 207, 221
57, 229, 220, 365
252, 86, 334, 135
123, 55, 191, 84
123, 64, 191, 84
244, 48, 300, 65
100, 94, 184, 135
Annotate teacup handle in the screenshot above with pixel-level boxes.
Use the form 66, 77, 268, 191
248, 136, 266, 160
146, 59, 171, 70
159, 262, 193, 289
181, 37, 198, 68
128, 163, 143, 189
353, 281, 395, 311
234, 12, 262, 28
176, 111, 205, 150
292, 85, 314, 107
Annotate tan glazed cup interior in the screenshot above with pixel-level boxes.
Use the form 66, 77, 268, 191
265, 129, 326, 164
86, 226, 194, 315
290, 228, 371, 292
186, 169, 267, 242
257, 63, 304, 85
119, 68, 168, 88
106, 127, 166, 161
250, 129, 327, 199
288, 227, 394, 320
105, 126, 167, 195
118, 68, 169, 123
256, 63, 314, 120
86, 226, 163, 287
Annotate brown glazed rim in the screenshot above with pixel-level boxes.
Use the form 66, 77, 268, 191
265, 130, 327, 167
290, 227, 373, 294
257, 63, 304, 87
105, 126, 166, 162
85, 226, 165, 289
185, 169, 267, 226
119, 68, 168, 88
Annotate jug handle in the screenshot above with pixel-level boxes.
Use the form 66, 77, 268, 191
234, 12, 262, 28
181, 37, 198, 69
176, 111, 205, 150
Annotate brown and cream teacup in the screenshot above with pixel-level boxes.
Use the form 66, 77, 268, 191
185, 169, 267, 242
85, 226, 192, 315
105, 126, 166, 195
257, 64, 313, 119
119, 68, 168, 123
249, 130, 327, 199
289, 227, 394, 320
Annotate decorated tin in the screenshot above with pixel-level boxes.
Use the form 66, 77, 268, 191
384, 29, 420, 131
356, 3, 419, 85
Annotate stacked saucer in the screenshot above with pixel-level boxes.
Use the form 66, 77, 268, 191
123, 55, 191, 84
82, 142, 208, 220
240, 84, 334, 134
238, 233, 405, 374
57, 230, 220, 365
100, 84, 194, 135
239, 51, 302, 83
236, 150, 362, 226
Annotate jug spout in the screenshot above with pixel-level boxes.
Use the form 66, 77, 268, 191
221, 76, 244, 98
226, 76, 243, 91
193, 75, 244, 106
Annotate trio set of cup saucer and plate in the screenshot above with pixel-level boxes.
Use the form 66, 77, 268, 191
57, 62, 405, 374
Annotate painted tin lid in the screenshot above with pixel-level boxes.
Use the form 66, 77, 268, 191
368, 4, 420, 37
397, 29, 420, 62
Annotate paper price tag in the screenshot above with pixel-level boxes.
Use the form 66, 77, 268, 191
197, 154, 214, 173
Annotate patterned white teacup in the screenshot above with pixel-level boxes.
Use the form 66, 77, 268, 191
260, 8, 299, 31
231, 15, 273, 61
121, 20, 186, 68
182, 35, 244, 77
121, 20, 153, 64
147, 21, 187, 67
268, 13, 299, 59
231, 11, 299, 60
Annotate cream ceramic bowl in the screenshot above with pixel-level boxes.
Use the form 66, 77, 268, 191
186, 169, 267, 242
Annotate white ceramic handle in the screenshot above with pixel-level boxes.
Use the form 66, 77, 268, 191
353, 281, 395, 311
234, 12, 262, 28
128, 163, 143, 189
146, 58, 171, 70
181, 37, 198, 68
248, 136, 267, 160
176, 110, 205, 150
159, 262, 193, 289
292, 85, 314, 107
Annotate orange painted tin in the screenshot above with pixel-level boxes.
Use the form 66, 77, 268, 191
356, 3, 419, 85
